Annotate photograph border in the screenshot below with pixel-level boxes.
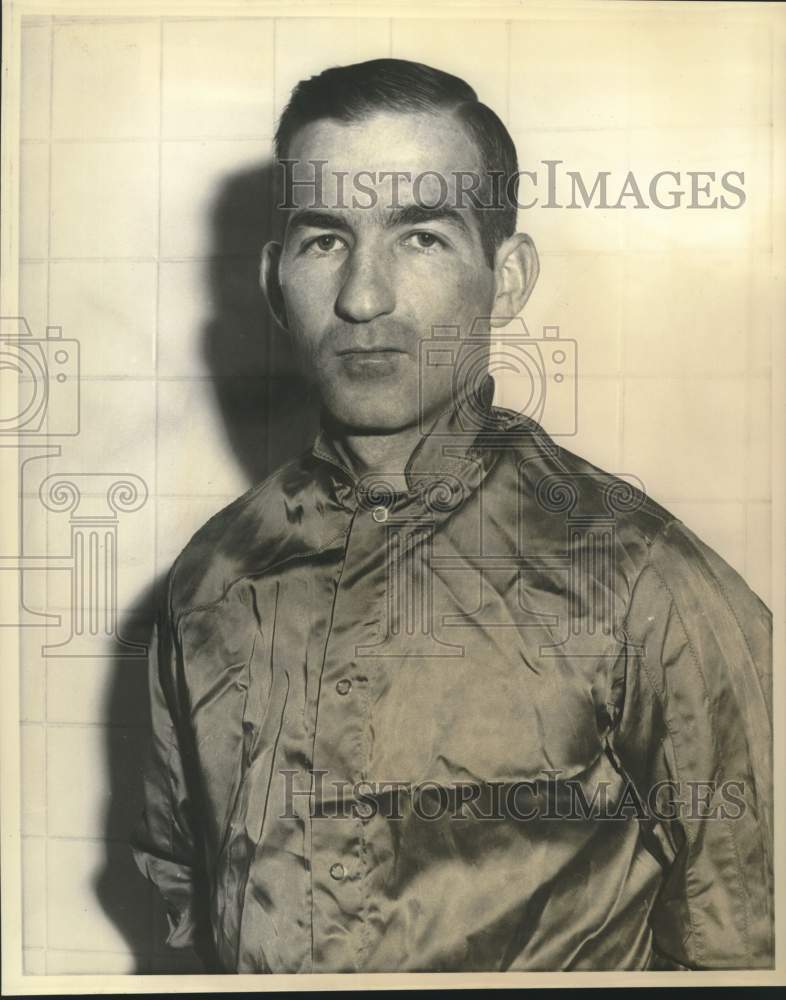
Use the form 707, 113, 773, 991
1, 0, 784, 992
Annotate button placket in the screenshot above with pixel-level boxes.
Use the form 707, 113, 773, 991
310, 501, 392, 970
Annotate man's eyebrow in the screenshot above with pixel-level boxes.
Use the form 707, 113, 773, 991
386, 204, 471, 235
287, 209, 353, 234
285, 205, 473, 238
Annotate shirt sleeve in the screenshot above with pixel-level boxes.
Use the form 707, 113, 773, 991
130, 568, 211, 956
607, 518, 773, 970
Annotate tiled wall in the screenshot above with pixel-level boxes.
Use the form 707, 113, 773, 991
16, 9, 774, 976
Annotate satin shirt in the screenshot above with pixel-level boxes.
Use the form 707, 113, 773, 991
131, 395, 773, 973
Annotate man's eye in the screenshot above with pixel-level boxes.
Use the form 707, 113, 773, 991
403, 231, 446, 252
304, 234, 346, 254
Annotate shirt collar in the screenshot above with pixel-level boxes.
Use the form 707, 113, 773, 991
310, 373, 502, 511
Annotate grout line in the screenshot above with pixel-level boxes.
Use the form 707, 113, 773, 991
17, 489, 238, 498
14, 491, 771, 507
270, 17, 276, 135
20, 122, 775, 141
29, 944, 155, 959
22, 720, 149, 730
271, 17, 278, 131
616, 376, 625, 474
264, 19, 277, 486
24, 254, 266, 263
41, 13, 55, 965
17, 18, 45, 959
618, 256, 628, 469
505, 19, 511, 127
43, 28, 53, 321
24, 135, 275, 143
616, 19, 632, 467
148, 20, 165, 950
20, 248, 778, 264
742, 242, 754, 580
52, 15, 161, 26
38, 833, 155, 845
13, 371, 762, 383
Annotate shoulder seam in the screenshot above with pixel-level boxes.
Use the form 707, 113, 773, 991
623, 538, 757, 967
622, 564, 703, 962
646, 553, 754, 966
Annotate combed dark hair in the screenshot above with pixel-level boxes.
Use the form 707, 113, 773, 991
274, 59, 519, 267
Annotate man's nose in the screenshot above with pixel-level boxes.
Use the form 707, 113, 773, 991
334, 246, 395, 323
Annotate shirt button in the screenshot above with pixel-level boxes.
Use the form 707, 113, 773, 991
372, 505, 389, 523
335, 678, 352, 696
329, 862, 346, 881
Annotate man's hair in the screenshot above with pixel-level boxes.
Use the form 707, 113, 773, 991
274, 58, 519, 267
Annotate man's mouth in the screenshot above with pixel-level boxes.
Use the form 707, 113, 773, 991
335, 347, 407, 356
335, 347, 407, 376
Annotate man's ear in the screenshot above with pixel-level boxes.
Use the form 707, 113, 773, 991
260, 241, 288, 331
490, 233, 539, 327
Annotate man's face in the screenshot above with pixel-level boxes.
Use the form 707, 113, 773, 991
272, 110, 498, 433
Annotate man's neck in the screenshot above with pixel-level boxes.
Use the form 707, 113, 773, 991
327, 423, 426, 493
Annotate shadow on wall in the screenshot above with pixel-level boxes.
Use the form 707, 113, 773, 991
96, 160, 320, 971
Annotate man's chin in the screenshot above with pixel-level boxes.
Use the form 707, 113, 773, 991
318, 395, 420, 434
325, 409, 420, 435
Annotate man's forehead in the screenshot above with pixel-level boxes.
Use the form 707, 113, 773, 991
284, 109, 485, 197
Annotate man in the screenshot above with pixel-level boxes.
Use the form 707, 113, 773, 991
131, 59, 773, 973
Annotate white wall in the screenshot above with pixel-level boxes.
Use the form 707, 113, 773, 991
15, 6, 776, 975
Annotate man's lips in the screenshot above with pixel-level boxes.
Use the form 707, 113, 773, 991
335, 347, 407, 356
333, 347, 408, 377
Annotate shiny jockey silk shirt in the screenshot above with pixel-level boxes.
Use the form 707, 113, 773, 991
131, 386, 773, 974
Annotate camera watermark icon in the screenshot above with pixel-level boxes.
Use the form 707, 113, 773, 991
0, 317, 80, 436
35, 473, 149, 657
419, 317, 577, 438
0, 314, 147, 653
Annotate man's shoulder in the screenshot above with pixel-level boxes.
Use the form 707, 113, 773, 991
494, 409, 770, 620
641, 516, 772, 628
493, 407, 676, 549
166, 451, 320, 617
